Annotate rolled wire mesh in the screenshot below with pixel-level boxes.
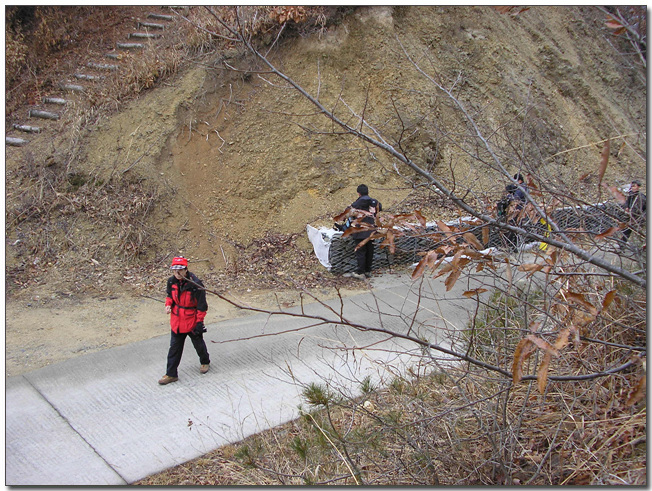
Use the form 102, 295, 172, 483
325, 202, 628, 274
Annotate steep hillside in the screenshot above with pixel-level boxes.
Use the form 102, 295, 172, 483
5, 6, 646, 375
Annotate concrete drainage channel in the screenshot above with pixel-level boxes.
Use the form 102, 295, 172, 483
6, 9, 180, 148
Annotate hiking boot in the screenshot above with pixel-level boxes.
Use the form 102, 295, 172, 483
158, 375, 179, 385
200, 364, 210, 374
350, 272, 366, 280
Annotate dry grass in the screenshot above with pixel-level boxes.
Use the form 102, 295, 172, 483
5, 5, 343, 299
5, 165, 172, 294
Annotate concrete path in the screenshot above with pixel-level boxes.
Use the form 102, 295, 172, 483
6, 272, 493, 485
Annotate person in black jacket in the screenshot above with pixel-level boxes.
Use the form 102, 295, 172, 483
512, 173, 528, 210
347, 184, 382, 279
621, 180, 647, 248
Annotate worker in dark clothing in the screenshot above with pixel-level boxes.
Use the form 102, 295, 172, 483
497, 183, 519, 250
158, 256, 210, 385
347, 184, 382, 279
621, 180, 647, 248
512, 173, 528, 210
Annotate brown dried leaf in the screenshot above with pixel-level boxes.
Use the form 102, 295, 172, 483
414, 210, 426, 227
450, 248, 466, 270
565, 291, 598, 317
529, 321, 541, 334
433, 261, 454, 278
596, 226, 621, 240
553, 328, 571, 350
602, 290, 617, 311
537, 352, 552, 394
512, 338, 536, 384
461, 250, 487, 260
493, 6, 515, 14
551, 299, 569, 317
625, 374, 646, 407
526, 177, 540, 197
386, 230, 396, 254
436, 220, 457, 244
605, 16, 623, 29
462, 288, 488, 298
437, 220, 452, 234
341, 227, 356, 238
333, 209, 350, 221
602, 184, 627, 204
573, 309, 596, 329
526, 334, 560, 357
444, 267, 463, 291
616, 141, 627, 157
353, 236, 371, 251
412, 257, 428, 280
482, 226, 490, 245
494, 6, 528, 15
412, 250, 437, 280
463, 232, 484, 250
518, 263, 544, 273
379, 229, 396, 254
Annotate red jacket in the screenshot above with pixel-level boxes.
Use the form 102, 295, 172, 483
165, 272, 208, 334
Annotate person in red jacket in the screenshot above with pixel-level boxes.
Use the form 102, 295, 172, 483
158, 256, 210, 385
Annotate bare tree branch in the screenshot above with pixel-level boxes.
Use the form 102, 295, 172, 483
199, 9, 645, 289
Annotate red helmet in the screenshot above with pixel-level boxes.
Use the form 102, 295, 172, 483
170, 256, 188, 270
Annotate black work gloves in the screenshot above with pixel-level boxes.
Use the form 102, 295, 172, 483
191, 321, 206, 336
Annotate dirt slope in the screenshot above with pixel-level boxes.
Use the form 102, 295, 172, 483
5, 6, 646, 376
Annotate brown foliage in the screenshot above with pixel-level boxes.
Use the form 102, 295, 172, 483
492, 6, 531, 16
269, 6, 308, 25
604, 6, 647, 40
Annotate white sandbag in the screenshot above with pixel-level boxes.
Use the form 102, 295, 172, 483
306, 225, 341, 270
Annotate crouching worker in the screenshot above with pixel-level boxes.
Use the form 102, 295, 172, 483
158, 256, 210, 385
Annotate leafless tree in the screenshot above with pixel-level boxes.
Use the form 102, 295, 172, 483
598, 5, 646, 73
175, 7, 646, 485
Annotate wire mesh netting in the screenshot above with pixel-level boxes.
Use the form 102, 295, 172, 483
315, 202, 630, 274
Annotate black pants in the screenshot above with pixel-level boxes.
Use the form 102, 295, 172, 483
621, 217, 645, 246
622, 227, 633, 244
166, 330, 210, 377
354, 238, 374, 274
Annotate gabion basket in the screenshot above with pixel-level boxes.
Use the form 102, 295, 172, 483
314, 202, 628, 275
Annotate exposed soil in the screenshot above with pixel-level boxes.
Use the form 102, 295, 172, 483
4, 6, 646, 377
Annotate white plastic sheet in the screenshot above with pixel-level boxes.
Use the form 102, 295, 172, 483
306, 225, 342, 270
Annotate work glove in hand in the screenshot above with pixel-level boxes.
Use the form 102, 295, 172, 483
191, 321, 206, 336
